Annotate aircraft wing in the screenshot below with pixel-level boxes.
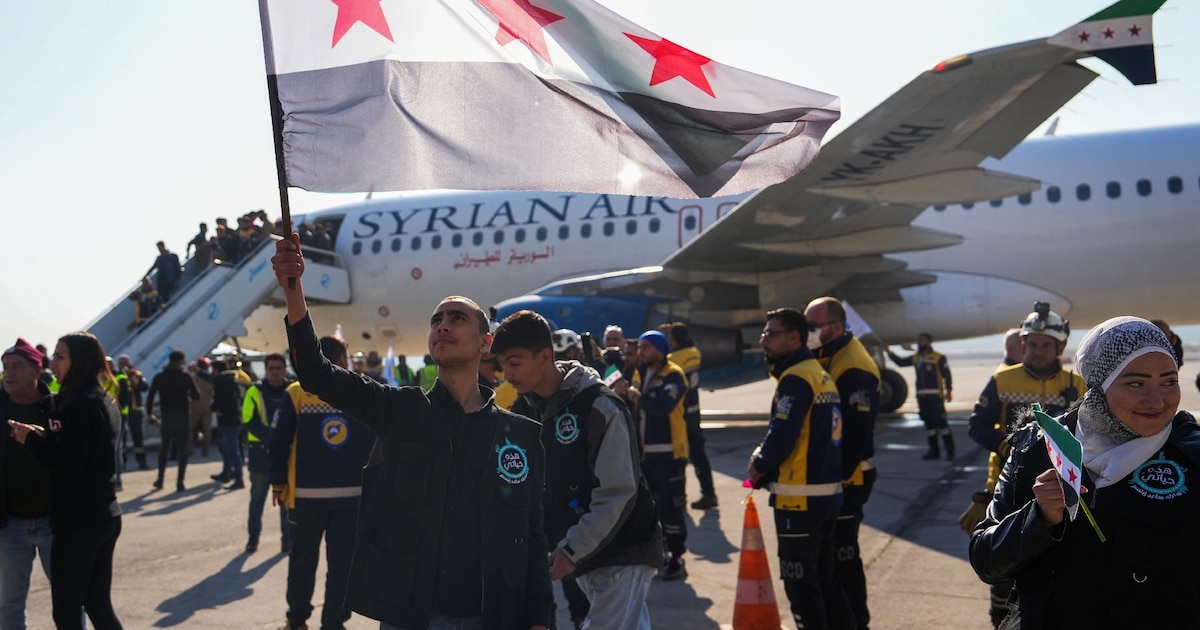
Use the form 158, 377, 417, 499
508, 0, 1164, 318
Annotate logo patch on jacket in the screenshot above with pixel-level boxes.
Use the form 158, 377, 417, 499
321, 417, 350, 449
1130, 451, 1188, 500
554, 411, 581, 445
496, 438, 530, 484
775, 395, 793, 419
48, 418, 62, 432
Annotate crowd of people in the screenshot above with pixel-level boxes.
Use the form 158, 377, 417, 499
127, 210, 339, 331
1, 231, 1196, 629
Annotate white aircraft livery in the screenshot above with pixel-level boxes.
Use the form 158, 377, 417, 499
89, 0, 1196, 410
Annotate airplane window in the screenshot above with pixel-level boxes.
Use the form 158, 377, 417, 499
989, 199, 1002, 208
371, 239, 382, 254
1076, 184, 1090, 201
1106, 182, 1120, 199
581, 224, 592, 239
493, 230, 505, 245
626, 219, 637, 235
452, 233, 463, 248
932, 205, 946, 211
1017, 193, 1032, 205
603, 222, 615, 237
391, 238, 401, 253
559, 225, 569, 240
684, 215, 697, 230
431, 235, 442, 249
962, 202, 974, 210
1167, 176, 1182, 194
536, 226, 547, 242
352, 242, 362, 255
411, 237, 421, 251
1137, 179, 1151, 196
473, 232, 484, 246
649, 218, 661, 233
1046, 186, 1061, 203
514, 228, 526, 243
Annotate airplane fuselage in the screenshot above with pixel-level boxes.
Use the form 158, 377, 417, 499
240, 124, 1200, 357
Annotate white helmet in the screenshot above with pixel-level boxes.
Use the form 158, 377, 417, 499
1020, 302, 1069, 343
552, 329, 581, 355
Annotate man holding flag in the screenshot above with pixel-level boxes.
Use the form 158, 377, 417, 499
969, 316, 1200, 627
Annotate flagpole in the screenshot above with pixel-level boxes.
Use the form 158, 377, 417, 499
256, 0, 296, 289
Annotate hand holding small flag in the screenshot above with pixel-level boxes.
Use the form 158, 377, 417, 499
1031, 403, 1105, 541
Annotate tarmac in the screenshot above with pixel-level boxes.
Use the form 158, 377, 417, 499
22, 353, 1200, 629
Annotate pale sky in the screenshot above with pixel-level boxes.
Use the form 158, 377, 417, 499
1, 0, 1196, 352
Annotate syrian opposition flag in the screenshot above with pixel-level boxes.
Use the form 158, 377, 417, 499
1033, 404, 1083, 521
1047, 0, 1166, 85
257, 0, 840, 198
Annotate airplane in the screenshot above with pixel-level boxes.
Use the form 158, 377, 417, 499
98, 0, 1199, 412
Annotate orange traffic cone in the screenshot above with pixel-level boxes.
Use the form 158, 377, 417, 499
732, 496, 781, 630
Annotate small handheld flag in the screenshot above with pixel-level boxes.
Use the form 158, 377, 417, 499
1032, 403, 1105, 541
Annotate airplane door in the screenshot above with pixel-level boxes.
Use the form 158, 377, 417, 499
678, 204, 704, 247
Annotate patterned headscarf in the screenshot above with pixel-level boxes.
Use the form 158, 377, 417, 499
1075, 317, 1177, 486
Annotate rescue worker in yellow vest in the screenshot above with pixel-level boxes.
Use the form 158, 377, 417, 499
105, 357, 127, 491
805, 297, 879, 630
749, 308, 854, 629
418, 354, 438, 392
888, 333, 954, 460
965, 303, 1086, 628
632, 330, 690, 581
242, 352, 294, 555
663, 323, 717, 510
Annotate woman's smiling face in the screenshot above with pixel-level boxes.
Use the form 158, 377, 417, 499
1106, 351, 1180, 436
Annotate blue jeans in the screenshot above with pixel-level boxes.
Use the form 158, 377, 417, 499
218, 426, 243, 483
248, 470, 290, 544
575, 564, 655, 630
0, 515, 53, 630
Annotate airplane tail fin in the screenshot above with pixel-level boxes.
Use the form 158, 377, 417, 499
1047, 0, 1167, 85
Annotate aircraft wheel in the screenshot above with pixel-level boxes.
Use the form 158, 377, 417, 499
879, 368, 908, 414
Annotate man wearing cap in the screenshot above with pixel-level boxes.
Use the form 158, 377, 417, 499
0, 339, 55, 629
965, 303, 1087, 627
630, 329, 690, 581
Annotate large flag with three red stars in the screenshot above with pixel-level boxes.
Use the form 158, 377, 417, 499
257, 0, 839, 198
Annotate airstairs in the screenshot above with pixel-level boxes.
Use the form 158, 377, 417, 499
88, 238, 350, 374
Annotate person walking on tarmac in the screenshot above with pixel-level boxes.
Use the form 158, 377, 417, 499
805, 297, 880, 630
748, 308, 854, 629
146, 350, 200, 492
964, 303, 1086, 628
242, 352, 294, 555
493, 311, 662, 630
888, 333, 955, 460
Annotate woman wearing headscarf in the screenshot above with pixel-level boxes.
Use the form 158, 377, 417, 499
969, 316, 1199, 628
8, 332, 124, 630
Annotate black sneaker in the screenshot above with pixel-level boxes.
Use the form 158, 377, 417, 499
226, 480, 246, 490
690, 495, 718, 510
210, 473, 231, 483
245, 535, 259, 554
152, 478, 163, 490
661, 557, 687, 581
176, 482, 186, 493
